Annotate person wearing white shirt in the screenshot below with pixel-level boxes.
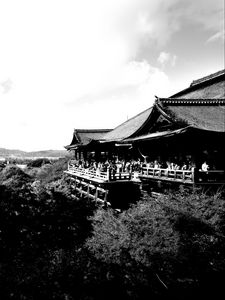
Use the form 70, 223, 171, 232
201, 161, 209, 172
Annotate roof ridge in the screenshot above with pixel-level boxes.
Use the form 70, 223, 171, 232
170, 69, 225, 98
190, 69, 225, 87
74, 129, 112, 132
159, 98, 225, 105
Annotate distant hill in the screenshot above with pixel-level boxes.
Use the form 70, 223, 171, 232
0, 148, 69, 159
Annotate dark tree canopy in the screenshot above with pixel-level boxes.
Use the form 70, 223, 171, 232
1, 163, 225, 299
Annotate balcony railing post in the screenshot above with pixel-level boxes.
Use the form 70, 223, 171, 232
95, 188, 98, 202
107, 167, 111, 181
192, 168, 197, 183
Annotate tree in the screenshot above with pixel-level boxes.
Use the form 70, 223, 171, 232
0, 169, 96, 299
86, 189, 225, 299
27, 158, 51, 168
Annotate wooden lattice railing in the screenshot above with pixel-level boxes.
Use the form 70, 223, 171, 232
140, 167, 195, 183
67, 164, 132, 182
67, 163, 225, 184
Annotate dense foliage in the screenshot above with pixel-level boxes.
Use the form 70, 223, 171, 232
0, 164, 96, 299
26, 157, 70, 184
86, 188, 225, 299
0, 163, 225, 299
26, 158, 51, 168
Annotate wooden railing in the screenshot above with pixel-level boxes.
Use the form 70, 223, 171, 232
67, 164, 132, 182
198, 170, 225, 183
67, 163, 225, 184
140, 167, 195, 183
68, 164, 108, 180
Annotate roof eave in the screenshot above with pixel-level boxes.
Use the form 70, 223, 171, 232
125, 126, 191, 142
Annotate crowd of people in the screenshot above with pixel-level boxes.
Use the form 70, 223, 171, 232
144, 160, 197, 171
70, 158, 142, 173
69, 157, 204, 174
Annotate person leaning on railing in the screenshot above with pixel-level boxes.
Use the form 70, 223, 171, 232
181, 162, 188, 170
199, 161, 209, 182
201, 161, 209, 172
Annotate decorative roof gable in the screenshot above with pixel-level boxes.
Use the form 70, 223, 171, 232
155, 98, 225, 132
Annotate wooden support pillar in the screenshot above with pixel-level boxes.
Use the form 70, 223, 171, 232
95, 187, 98, 202
193, 168, 198, 183
75, 150, 79, 160
83, 150, 87, 161
95, 150, 100, 162
107, 167, 111, 181
104, 190, 108, 202
87, 183, 90, 200
73, 177, 77, 190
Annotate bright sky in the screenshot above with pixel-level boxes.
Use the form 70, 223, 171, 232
0, 0, 224, 151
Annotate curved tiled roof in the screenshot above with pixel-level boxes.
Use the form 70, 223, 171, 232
103, 69, 225, 143
66, 129, 112, 149
156, 99, 225, 132
190, 69, 225, 86
155, 70, 225, 133
171, 69, 225, 99
102, 107, 153, 142
74, 129, 112, 145
65, 69, 225, 148
125, 127, 190, 142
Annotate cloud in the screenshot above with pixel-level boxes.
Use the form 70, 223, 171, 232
157, 52, 177, 67
206, 30, 225, 43
66, 60, 172, 108
0, 0, 223, 150
184, 0, 224, 33
129, 0, 224, 48
0, 78, 13, 94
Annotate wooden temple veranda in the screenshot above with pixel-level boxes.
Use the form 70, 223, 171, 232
65, 69, 225, 207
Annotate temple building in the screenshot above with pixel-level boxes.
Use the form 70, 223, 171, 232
65, 129, 112, 160
65, 69, 225, 189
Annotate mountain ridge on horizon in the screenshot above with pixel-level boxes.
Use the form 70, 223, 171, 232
0, 147, 68, 158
